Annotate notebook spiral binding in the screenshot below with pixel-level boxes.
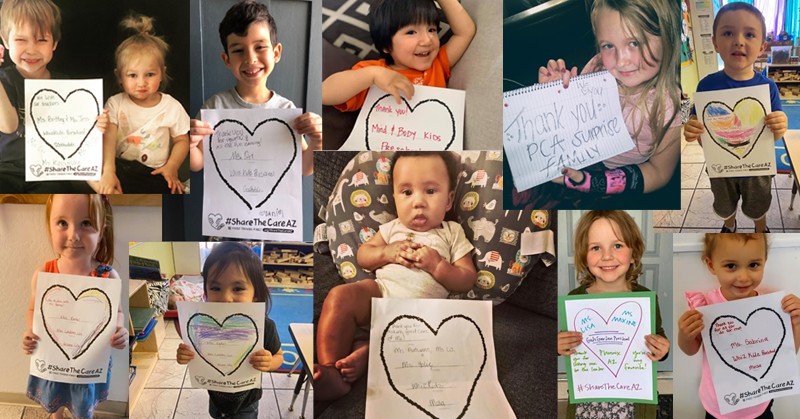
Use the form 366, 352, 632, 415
503, 71, 609, 98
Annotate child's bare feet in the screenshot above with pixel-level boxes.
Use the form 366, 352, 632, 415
335, 341, 369, 383
313, 363, 352, 401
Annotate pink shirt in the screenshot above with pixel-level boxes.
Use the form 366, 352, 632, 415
603, 88, 682, 169
686, 289, 770, 419
579, 57, 681, 169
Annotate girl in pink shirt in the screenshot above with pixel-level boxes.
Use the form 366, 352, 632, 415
679, 233, 800, 419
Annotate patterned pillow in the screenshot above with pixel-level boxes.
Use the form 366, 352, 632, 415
321, 151, 554, 304
452, 151, 555, 304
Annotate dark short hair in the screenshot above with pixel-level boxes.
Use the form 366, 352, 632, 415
713, 2, 766, 42
369, 0, 439, 64
202, 242, 271, 313
219, 0, 277, 55
391, 151, 459, 192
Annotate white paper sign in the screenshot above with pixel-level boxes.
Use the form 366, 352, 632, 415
366, 298, 515, 419
695, 292, 800, 414
560, 293, 656, 403
694, 85, 776, 178
30, 272, 120, 384
25, 79, 102, 181
201, 108, 303, 241
177, 301, 265, 393
340, 85, 465, 151
503, 71, 635, 191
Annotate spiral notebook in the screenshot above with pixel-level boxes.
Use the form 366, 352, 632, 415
502, 71, 634, 191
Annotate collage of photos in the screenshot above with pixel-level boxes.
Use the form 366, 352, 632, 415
0, 0, 799, 418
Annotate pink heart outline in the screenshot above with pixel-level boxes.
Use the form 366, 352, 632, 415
573, 301, 643, 378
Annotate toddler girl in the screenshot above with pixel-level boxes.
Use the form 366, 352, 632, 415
92, 13, 190, 195
176, 242, 283, 419
678, 234, 800, 418
557, 210, 670, 419
314, 151, 477, 401
517, 0, 681, 207
322, 0, 475, 109
22, 194, 127, 419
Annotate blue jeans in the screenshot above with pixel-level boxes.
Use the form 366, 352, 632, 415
208, 400, 258, 419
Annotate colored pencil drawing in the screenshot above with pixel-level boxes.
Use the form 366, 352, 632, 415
702, 97, 767, 160
187, 313, 259, 376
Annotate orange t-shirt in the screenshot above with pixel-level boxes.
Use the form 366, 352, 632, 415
334, 44, 451, 112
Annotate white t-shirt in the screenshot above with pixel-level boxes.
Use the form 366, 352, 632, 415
376, 219, 474, 299
199, 88, 295, 112
106, 92, 190, 169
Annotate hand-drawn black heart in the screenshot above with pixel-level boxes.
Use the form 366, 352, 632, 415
35, 359, 46, 373
40, 285, 112, 360
702, 98, 767, 161
380, 314, 486, 419
187, 313, 259, 376
724, 393, 739, 406
29, 164, 43, 177
708, 308, 785, 382
30, 88, 99, 160
208, 213, 225, 230
364, 94, 455, 151
195, 375, 207, 385
711, 164, 723, 174
208, 118, 297, 210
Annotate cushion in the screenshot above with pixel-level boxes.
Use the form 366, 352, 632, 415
320, 151, 555, 304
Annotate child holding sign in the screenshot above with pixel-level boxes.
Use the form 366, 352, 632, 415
0, 0, 108, 194
314, 151, 477, 401
187, 0, 321, 177
321, 0, 475, 110
678, 234, 800, 418
517, 0, 681, 207
175, 242, 284, 418
21, 194, 127, 419
683, 3, 787, 233
94, 13, 190, 194
557, 210, 670, 419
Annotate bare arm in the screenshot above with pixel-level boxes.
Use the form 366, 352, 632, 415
357, 231, 418, 271
357, 231, 391, 271
269, 348, 284, 371
322, 67, 381, 106
637, 125, 680, 193
323, 66, 415, 106
27, 266, 44, 330
108, 268, 125, 331
436, 0, 476, 67
429, 253, 476, 293
677, 309, 703, 356
167, 133, 190, 173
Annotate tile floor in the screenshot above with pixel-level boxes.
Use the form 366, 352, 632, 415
0, 404, 122, 419
654, 130, 800, 233
131, 319, 312, 419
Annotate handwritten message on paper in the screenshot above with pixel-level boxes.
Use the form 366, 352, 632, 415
30, 272, 120, 384
694, 85, 776, 178
503, 71, 635, 191
25, 79, 102, 181
366, 299, 516, 419
178, 301, 264, 393
201, 108, 303, 241
695, 292, 800, 414
340, 85, 465, 151
559, 292, 657, 403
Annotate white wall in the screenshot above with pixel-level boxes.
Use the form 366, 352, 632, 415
0, 203, 162, 405
172, 242, 201, 275
673, 233, 800, 418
